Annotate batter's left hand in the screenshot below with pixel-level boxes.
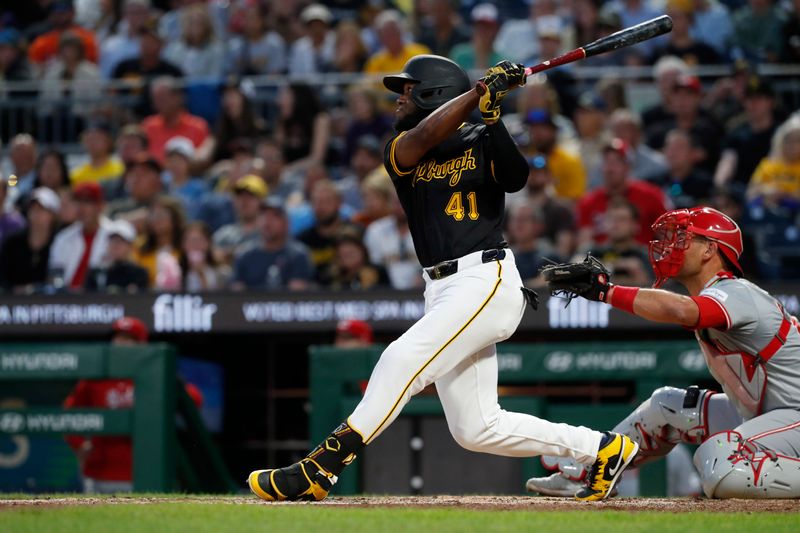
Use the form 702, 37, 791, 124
485, 61, 527, 88
476, 73, 509, 125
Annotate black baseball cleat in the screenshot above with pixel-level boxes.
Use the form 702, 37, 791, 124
575, 432, 639, 501
248, 458, 336, 501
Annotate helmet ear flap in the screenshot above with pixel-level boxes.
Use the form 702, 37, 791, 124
411, 82, 458, 110
417, 87, 439, 99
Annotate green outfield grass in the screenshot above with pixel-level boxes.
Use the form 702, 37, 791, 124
2, 502, 799, 533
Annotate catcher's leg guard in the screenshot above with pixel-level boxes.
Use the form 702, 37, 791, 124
248, 421, 365, 501
694, 431, 800, 498
623, 386, 712, 456
537, 386, 734, 480
540, 455, 588, 481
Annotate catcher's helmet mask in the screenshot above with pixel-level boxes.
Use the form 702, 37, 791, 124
384, 55, 471, 130
649, 207, 744, 287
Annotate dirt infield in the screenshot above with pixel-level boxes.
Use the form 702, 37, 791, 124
1, 495, 799, 513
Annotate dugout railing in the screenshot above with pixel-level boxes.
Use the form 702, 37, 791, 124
0, 343, 236, 493
310, 340, 708, 497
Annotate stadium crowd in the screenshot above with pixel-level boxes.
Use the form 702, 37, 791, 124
1, 0, 799, 294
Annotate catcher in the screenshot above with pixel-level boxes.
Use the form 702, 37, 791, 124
528, 206, 800, 498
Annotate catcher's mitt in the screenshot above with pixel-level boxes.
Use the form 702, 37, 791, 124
540, 254, 612, 305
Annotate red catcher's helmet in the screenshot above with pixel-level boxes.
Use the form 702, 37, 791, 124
649, 207, 743, 287
112, 316, 149, 343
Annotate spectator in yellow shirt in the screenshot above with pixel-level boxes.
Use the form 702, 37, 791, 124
524, 110, 587, 201
363, 10, 430, 74
747, 117, 800, 208
70, 121, 125, 185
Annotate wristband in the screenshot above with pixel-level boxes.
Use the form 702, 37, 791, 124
609, 286, 639, 314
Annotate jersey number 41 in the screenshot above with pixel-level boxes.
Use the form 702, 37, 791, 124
445, 191, 479, 221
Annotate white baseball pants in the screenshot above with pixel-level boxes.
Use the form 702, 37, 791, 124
348, 249, 604, 465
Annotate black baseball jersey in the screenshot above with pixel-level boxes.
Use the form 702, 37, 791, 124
384, 122, 526, 267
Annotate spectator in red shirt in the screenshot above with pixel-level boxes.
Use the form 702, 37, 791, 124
28, 0, 99, 66
64, 316, 148, 493
48, 182, 113, 290
576, 138, 671, 250
141, 76, 213, 165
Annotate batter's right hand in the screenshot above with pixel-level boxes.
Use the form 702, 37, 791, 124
485, 60, 527, 88
476, 73, 509, 125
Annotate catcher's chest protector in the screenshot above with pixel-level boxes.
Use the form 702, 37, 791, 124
695, 276, 800, 419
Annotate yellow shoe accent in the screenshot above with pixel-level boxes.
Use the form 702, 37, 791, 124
247, 459, 335, 502
575, 433, 639, 502
298, 458, 334, 501
248, 470, 278, 501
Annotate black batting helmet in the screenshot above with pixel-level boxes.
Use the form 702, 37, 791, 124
383, 55, 471, 111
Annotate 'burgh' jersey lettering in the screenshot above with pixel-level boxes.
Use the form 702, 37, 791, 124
384, 123, 510, 267
413, 148, 477, 187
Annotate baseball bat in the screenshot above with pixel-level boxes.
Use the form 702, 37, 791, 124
524, 15, 673, 76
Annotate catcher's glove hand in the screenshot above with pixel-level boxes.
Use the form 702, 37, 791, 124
540, 254, 612, 305
485, 60, 527, 88
476, 73, 509, 124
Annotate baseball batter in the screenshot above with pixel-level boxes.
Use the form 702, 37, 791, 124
248, 55, 638, 502
528, 207, 800, 498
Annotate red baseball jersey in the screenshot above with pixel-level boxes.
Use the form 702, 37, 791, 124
64, 379, 134, 482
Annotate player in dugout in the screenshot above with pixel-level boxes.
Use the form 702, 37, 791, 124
247, 55, 639, 503
64, 316, 202, 493
527, 207, 800, 498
